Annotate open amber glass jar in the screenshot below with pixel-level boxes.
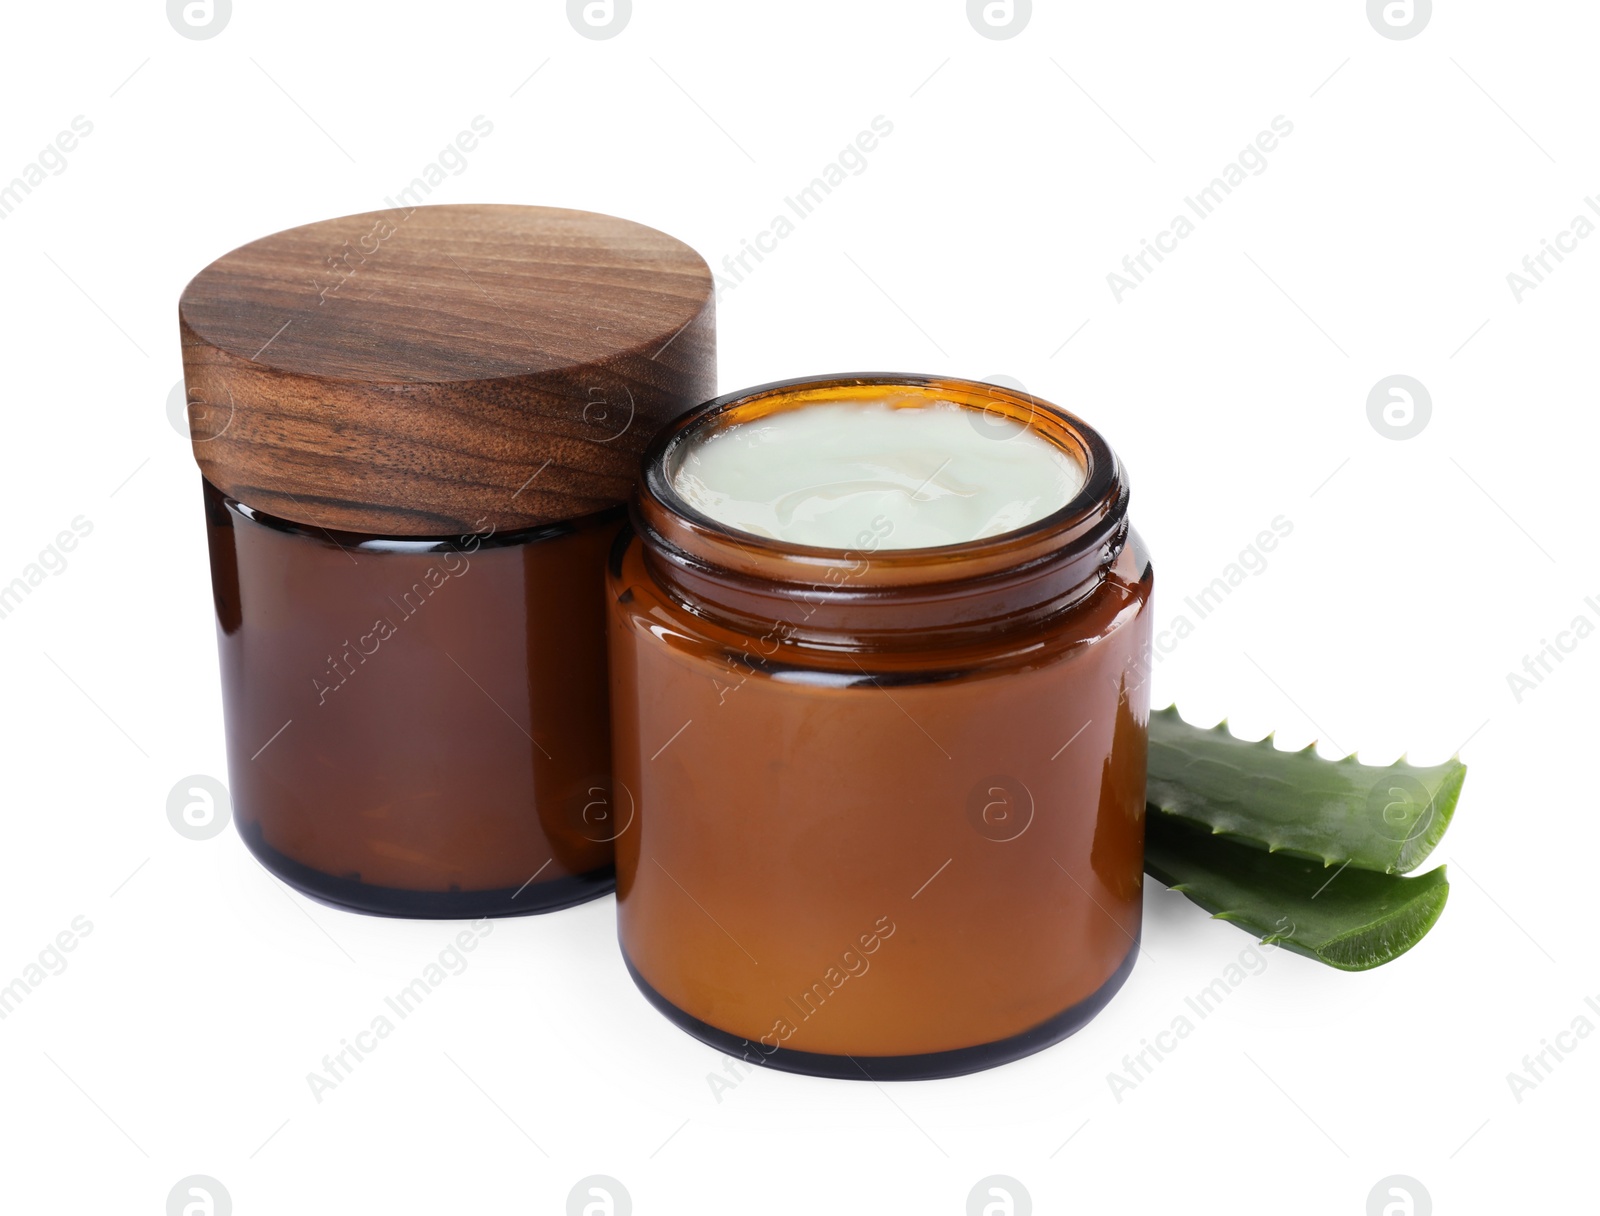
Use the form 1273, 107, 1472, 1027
179, 204, 715, 917
607, 373, 1153, 1079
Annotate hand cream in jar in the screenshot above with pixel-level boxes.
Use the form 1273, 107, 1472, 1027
607, 373, 1152, 1079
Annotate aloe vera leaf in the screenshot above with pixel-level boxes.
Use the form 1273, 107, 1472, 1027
1147, 705, 1466, 875
1144, 813, 1449, 971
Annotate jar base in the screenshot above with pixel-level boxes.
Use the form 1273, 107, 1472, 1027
239, 822, 616, 919
620, 937, 1139, 1081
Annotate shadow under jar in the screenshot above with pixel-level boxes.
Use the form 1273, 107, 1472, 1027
607, 374, 1154, 1080
178, 204, 716, 917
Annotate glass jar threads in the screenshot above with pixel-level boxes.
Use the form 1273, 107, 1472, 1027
607, 374, 1153, 1078
179, 204, 716, 917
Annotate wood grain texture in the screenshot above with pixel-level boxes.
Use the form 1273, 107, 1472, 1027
179, 204, 716, 535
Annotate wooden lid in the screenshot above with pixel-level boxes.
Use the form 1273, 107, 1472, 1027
178, 204, 716, 535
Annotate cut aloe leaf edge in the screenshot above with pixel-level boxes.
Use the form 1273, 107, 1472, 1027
1144, 813, 1450, 972
1147, 704, 1466, 875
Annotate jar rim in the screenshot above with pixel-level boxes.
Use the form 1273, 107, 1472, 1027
641, 373, 1125, 569
630, 374, 1133, 644
205, 478, 623, 553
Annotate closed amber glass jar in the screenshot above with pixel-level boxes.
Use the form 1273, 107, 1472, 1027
607, 374, 1153, 1079
178, 204, 715, 917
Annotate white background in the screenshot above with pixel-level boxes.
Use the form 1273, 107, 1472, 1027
1, 1, 1593, 1212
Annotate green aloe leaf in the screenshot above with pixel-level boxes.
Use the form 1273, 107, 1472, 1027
1147, 705, 1466, 875
1144, 814, 1449, 971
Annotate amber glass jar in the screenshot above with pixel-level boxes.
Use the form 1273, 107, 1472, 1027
203, 485, 624, 915
607, 374, 1153, 1078
179, 205, 715, 917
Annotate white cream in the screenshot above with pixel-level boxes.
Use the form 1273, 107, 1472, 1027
671, 400, 1084, 550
